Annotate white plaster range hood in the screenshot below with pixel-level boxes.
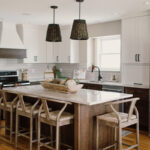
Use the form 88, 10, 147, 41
0, 22, 26, 59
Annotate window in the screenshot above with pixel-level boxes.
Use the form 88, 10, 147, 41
96, 35, 121, 71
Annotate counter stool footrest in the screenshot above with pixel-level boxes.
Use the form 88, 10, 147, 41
61, 143, 73, 149
40, 143, 56, 150
0, 126, 5, 129
124, 144, 138, 150
102, 143, 117, 150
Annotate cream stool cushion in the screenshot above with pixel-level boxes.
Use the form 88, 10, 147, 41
98, 112, 137, 124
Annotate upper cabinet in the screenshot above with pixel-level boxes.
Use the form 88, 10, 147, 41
49, 27, 79, 63
17, 24, 79, 64
122, 15, 150, 64
17, 24, 47, 63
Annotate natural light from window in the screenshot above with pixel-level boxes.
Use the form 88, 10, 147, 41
96, 35, 121, 71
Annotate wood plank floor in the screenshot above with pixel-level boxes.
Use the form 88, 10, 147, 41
0, 122, 150, 150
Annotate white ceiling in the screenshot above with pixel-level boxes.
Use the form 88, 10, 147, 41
0, 0, 149, 25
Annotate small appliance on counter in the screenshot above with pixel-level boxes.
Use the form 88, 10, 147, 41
73, 69, 86, 80
0, 70, 30, 88
44, 65, 54, 81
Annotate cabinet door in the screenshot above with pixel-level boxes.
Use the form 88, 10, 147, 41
60, 28, 71, 63
124, 87, 149, 131
138, 16, 150, 63
70, 40, 79, 63
23, 25, 46, 63
122, 18, 138, 63
46, 42, 54, 63
82, 83, 102, 90
53, 43, 61, 63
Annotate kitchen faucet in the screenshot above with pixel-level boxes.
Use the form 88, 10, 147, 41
91, 65, 102, 81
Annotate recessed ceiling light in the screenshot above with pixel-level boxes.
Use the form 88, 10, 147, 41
144, 1, 150, 5
21, 13, 32, 16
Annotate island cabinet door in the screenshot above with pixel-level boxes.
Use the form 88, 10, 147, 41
82, 83, 102, 90
124, 87, 149, 132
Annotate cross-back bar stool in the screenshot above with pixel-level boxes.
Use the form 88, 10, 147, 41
0, 90, 18, 143
96, 98, 140, 150
15, 94, 40, 150
38, 98, 74, 150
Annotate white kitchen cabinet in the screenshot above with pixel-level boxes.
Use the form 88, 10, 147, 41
53, 42, 61, 63
46, 42, 54, 63
52, 27, 79, 63
122, 15, 150, 64
138, 16, 150, 63
18, 24, 47, 63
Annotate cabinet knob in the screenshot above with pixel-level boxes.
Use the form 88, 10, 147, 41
138, 54, 140, 62
135, 54, 138, 62
56, 56, 59, 62
68, 56, 70, 63
34, 56, 38, 62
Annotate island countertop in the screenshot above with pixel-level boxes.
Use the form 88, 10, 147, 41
3, 85, 132, 105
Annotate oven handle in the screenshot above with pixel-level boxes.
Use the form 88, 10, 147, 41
0, 75, 18, 78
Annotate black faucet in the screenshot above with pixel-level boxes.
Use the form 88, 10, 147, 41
91, 65, 102, 81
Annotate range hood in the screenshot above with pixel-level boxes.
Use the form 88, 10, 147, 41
0, 22, 26, 59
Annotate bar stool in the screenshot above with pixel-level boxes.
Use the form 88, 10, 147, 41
15, 94, 40, 150
0, 90, 18, 143
96, 98, 140, 150
38, 98, 74, 150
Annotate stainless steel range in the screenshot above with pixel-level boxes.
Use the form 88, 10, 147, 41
0, 70, 30, 88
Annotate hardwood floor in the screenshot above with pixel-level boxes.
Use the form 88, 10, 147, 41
0, 121, 150, 150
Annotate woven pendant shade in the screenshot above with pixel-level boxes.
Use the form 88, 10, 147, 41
70, 0, 88, 40
46, 6, 62, 42
70, 19, 88, 40
46, 24, 62, 42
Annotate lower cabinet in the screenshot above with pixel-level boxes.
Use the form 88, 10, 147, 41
124, 87, 149, 132
82, 83, 102, 90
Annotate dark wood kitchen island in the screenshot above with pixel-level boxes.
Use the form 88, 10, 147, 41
2, 85, 132, 150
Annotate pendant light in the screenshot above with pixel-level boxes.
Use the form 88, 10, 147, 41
46, 6, 62, 42
70, 0, 88, 40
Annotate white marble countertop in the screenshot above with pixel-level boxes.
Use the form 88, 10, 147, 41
79, 80, 150, 89
3, 85, 132, 105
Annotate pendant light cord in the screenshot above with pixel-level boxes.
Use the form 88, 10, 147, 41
79, 2, 81, 20
53, 8, 55, 24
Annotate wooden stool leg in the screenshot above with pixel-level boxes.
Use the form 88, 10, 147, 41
30, 117, 33, 150
10, 110, 13, 143
56, 124, 60, 150
118, 127, 122, 150
38, 117, 41, 150
15, 113, 19, 148
96, 118, 99, 150
136, 122, 139, 150
0, 109, 1, 134
35, 117, 38, 139
50, 126, 53, 146
114, 127, 117, 150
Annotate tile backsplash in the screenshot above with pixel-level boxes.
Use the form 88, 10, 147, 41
0, 59, 121, 82
0, 59, 54, 81
56, 63, 121, 82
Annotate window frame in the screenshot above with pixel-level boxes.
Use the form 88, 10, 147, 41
96, 35, 121, 72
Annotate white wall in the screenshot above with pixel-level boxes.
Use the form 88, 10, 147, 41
88, 20, 121, 37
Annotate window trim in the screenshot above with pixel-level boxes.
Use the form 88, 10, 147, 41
95, 35, 121, 72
